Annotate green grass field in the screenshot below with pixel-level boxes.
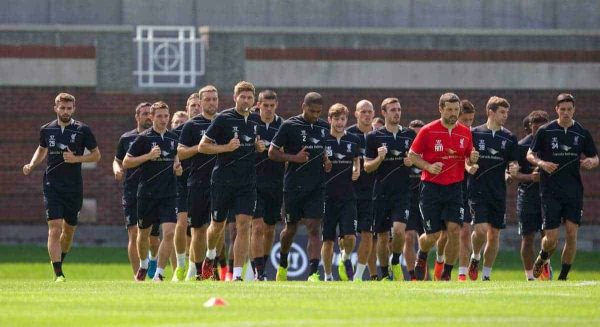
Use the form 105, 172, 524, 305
1, 245, 600, 326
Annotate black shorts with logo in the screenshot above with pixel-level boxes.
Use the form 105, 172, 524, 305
356, 199, 374, 233
407, 197, 424, 234
187, 185, 211, 228
541, 194, 583, 230
283, 189, 325, 224
323, 198, 357, 241
470, 198, 506, 229
211, 182, 256, 223
176, 181, 188, 213
373, 193, 410, 234
419, 181, 463, 234
137, 197, 177, 229
44, 189, 82, 226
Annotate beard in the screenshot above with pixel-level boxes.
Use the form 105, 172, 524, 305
443, 116, 457, 125
59, 114, 71, 123
141, 120, 152, 129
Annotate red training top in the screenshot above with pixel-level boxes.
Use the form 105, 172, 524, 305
410, 119, 473, 185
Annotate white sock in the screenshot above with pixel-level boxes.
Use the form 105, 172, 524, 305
526, 270, 534, 280
148, 252, 157, 261
206, 248, 217, 260
140, 258, 149, 269
355, 263, 366, 280
186, 260, 197, 279
176, 253, 186, 268
155, 267, 164, 278
482, 266, 492, 278
233, 267, 243, 279
343, 251, 351, 261
436, 254, 445, 263
325, 273, 333, 281
471, 252, 481, 261
458, 266, 467, 275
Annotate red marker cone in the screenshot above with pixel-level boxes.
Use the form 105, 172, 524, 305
203, 297, 229, 308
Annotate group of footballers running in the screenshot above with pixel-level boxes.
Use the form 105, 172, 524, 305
23, 83, 598, 283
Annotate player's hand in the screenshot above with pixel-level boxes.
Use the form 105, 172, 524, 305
403, 157, 413, 167
532, 168, 540, 183
226, 136, 241, 152
508, 162, 519, 177
294, 147, 310, 163
469, 150, 479, 163
255, 135, 266, 152
466, 163, 479, 175
62, 147, 79, 163
377, 145, 387, 160
426, 162, 443, 175
581, 158, 597, 170
539, 160, 558, 174
148, 145, 161, 160
505, 172, 513, 185
173, 161, 183, 176
114, 168, 124, 182
352, 168, 360, 181
22, 164, 33, 176
324, 157, 332, 173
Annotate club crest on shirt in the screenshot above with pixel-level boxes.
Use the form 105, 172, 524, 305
346, 143, 352, 153
326, 146, 332, 157
459, 138, 465, 149
501, 140, 507, 150
478, 139, 485, 151
321, 129, 325, 138
170, 141, 175, 150
574, 136, 579, 146
435, 139, 443, 152
70, 133, 76, 143
551, 137, 559, 150
405, 139, 410, 149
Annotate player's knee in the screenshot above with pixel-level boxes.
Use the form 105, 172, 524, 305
48, 227, 61, 239
474, 224, 487, 236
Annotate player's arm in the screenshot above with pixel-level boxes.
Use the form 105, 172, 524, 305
352, 156, 361, 181
113, 157, 124, 182
22, 146, 48, 175
581, 155, 599, 170
198, 135, 239, 154
408, 150, 442, 175
173, 155, 183, 176
363, 134, 386, 173
177, 144, 198, 160
123, 137, 159, 169
267, 145, 308, 163
464, 159, 479, 175
526, 149, 558, 174
63, 147, 101, 164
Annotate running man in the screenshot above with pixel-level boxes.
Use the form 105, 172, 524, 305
269, 92, 331, 282
199, 81, 264, 281
405, 119, 425, 281
346, 100, 377, 281
409, 92, 478, 281
251, 90, 285, 281
177, 86, 219, 280
23, 93, 101, 282
321, 103, 361, 281
123, 101, 183, 282
468, 96, 519, 281
364, 97, 416, 281
528, 93, 598, 280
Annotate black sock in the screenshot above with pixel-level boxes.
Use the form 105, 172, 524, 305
280, 252, 289, 268
417, 250, 428, 261
558, 264, 571, 280
409, 270, 415, 278
263, 254, 269, 265
228, 260, 234, 273
218, 256, 227, 268
195, 262, 202, 273
250, 260, 256, 273
370, 274, 379, 280
254, 257, 265, 276
442, 264, 453, 278
52, 261, 63, 277
380, 265, 389, 278
539, 250, 550, 261
309, 259, 319, 275
61, 252, 67, 262
391, 252, 401, 265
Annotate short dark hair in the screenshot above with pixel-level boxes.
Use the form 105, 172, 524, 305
135, 102, 152, 114
556, 93, 575, 106
486, 96, 510, 112
258, 89, 277, 102
528, 110, 549, 125
439, 92, 460, 108
150, 101, 169, 114
460, 99, 475, 115
381, 98, 400, 112
409, 120, 425, 128
303, 92, 323, 106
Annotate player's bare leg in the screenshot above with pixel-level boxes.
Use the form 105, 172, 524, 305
482, 226, 500, 280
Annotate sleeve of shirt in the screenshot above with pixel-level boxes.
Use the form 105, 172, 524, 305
354, 138, 361, 158
83, 126, 98, 150
517, 144, 528, 169
583, 129, 598, 157
410, 127, 426, 155
203, 115, 223, 143
464, 131, 473, 158
39, 127, 47, 148
127, 135, 147, 157
179, 123, 195, 147
509, 135, 520, 162
530, 127, 545, 152
365, 133, 377, 159
271, 121, 289, 149
115, 136, 127, 161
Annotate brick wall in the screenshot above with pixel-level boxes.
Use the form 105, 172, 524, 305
2, 87, 599, 225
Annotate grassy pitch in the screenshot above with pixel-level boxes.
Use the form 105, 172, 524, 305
1, 245, 600, 326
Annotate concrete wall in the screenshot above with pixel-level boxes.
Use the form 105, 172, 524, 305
1, 0, 599, 29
